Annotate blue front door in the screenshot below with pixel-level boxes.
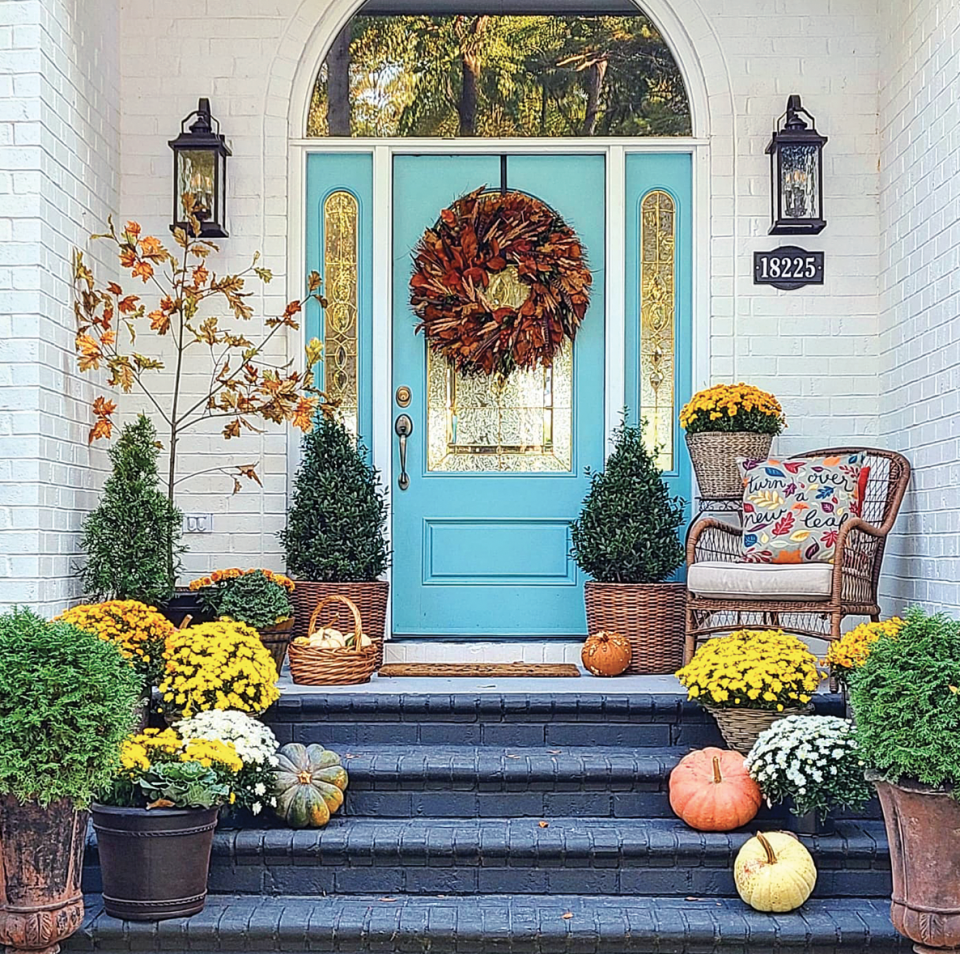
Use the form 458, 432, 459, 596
391, 154, 606, 637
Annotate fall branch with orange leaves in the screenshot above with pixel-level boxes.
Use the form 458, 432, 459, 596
74, 193, 336, 501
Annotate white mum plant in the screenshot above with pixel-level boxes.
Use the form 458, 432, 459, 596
178, 709, 279, 814
744, 715, 870, 820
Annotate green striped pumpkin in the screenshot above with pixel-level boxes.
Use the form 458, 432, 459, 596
273, 743, 349, 828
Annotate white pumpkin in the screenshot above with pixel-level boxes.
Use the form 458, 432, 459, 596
734, 831, 817, 912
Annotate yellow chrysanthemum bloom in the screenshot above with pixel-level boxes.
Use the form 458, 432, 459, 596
158, 619, 279, 718
823, 617, 904, 678
676, 629, 822, 711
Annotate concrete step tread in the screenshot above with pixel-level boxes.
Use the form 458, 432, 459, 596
67, 893, 906, 952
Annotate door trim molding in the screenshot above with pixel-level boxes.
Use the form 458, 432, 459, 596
289, 140, 709, 638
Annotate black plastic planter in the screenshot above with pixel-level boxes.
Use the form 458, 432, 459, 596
160, 589, 214, 629
91, 804, 218, 921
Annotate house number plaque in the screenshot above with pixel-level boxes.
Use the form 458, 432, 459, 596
754, 246, 824, 290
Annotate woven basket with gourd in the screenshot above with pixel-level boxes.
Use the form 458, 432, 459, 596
287, 594, 378, 685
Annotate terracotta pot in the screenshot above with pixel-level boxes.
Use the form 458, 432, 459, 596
290, 580, 388, 667
584, 581, 685, 674
875, 778, 960, 954
91, 804, 218, 921
0, 796, 88, 954
257, 617, 295, 672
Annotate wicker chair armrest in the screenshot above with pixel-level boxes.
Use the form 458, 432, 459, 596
833, 519, 884, 604
687, 518, 742, 566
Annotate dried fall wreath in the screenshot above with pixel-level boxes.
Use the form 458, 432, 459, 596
409, 187, 592, 376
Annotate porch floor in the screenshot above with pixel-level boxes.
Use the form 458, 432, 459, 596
276, 671, 684, 695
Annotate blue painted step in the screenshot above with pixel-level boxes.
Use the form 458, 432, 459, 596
65, 893, 907, 953
81, 817, 890, 899
264, 689, 847, 749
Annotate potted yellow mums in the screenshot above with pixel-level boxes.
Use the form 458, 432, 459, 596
680, 383, 786, 499
676, 629, 822, 754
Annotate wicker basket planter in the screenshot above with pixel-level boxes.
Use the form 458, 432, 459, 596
584, 582, 686, 675
703, 703, 814, 755
288, 594, 379, 686
257, 618, 295, 672
291, 580, 387, 667
685, 431, 773, 499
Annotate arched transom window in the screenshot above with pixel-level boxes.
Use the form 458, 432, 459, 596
308, 2, 691, 138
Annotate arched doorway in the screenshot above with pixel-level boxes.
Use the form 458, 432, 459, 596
293, 2, 700, 639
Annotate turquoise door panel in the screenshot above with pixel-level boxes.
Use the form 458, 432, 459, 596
624, 153, 693, 530
305, 153, 374, 444
392, 154, 606, 637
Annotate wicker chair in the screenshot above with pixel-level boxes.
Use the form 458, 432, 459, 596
684, 447, 911, 665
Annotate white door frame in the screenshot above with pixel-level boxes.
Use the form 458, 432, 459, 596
286, 137, 711, 639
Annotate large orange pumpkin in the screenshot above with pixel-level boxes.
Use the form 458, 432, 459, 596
668, 747, 762, 831
581, 631, 632, 676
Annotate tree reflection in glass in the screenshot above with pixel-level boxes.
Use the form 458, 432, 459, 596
308, 13, 691, 138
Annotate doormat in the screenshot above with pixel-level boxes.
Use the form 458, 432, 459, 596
377, 662, 580, 678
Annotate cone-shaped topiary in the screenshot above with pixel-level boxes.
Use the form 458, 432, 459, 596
280, 416, 389, 581
571, 419, 685, 583
77, 414, 184, 605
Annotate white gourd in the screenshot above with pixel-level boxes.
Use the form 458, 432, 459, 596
734, 831, 817, 912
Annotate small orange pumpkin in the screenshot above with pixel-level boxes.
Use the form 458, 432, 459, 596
669, 747, 762, 831
581, 631, 632, 676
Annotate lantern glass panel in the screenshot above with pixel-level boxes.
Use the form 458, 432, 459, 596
779, 144, 819, 221
177, 149, 217, 222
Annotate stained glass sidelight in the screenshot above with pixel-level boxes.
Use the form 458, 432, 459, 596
639, 190, 676, 471
427, 346, 573, 473
322, 190, 360, 435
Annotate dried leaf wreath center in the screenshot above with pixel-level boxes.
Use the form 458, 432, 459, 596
409, 188, 592, 377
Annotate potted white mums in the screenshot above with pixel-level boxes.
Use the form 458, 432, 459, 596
745, 715, 870, 833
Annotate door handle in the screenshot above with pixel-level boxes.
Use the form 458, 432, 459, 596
395, 414, 413, 491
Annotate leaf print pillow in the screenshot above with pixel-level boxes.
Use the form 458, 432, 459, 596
738, 453, 866, 564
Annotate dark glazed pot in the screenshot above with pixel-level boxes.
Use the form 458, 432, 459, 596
0, 796, 88, 954
91, 804, 218, 921
159, 589, 215, 629
875, 779, 960, 954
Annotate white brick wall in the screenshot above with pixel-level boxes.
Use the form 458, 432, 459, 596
0, 0, 120, 614
877, 0, 960, 613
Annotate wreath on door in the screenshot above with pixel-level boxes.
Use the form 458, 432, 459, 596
409, 187, 592, 377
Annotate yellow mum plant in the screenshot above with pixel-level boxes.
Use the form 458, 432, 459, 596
680, 383, 785, 435
823, 617, 904, 685
676, 629, 822, 711
56, 599, 174, 686
160, 620, 280, 718
106, 727, 242, 809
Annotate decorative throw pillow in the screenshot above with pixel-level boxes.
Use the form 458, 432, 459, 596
738, 453, 866, 564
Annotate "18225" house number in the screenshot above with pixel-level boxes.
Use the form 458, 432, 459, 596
754, 246, 824, 290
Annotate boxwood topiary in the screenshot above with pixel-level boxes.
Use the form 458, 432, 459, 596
570, 419, 686, 583
0, 607, 141, 806
280, 415, 389, 582
850, 606, 960, 792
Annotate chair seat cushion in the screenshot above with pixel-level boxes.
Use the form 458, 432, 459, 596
688, 561, 833, 601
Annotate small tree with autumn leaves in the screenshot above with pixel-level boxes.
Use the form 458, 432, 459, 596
73, 195, 334, 509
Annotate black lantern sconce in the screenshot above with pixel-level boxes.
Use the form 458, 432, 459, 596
765, 95, 827, 235
168, 98, 231, 238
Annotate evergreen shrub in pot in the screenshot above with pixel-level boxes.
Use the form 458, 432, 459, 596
280, 416, 390, 661
571, 420, 686, 674
850, 607, 960, 953
0, 608, 139, 953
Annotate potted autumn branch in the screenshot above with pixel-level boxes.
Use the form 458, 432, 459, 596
0, 608, 139, 953
280, 415, 390, 661
849, 607, 960, 953
73, 195, 335, 621
680, 383, 785, 499
571, 419, 686, 674
188, 568, 297, 670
